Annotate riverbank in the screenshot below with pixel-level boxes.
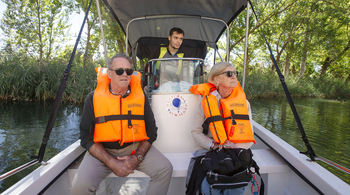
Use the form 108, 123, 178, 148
1, 55, 349, 103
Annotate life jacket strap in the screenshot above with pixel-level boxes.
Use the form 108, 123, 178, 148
202, 115, 227, 135
229, 110, 250, 125
202, 112, 250, 134
94, 114, 144, 126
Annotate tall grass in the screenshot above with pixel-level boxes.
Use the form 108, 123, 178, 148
243, 69, 350, 100
0, 53, 97, 103
1, 54, 349, 103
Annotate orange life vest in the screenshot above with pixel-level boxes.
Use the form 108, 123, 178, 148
93, 67, 149, 146
189, 82, 256, 145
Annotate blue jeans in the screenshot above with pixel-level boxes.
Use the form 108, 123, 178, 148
201, 178, 245, 195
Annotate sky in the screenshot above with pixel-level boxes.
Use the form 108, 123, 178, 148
0, 1, 86, 48
0, 1, 6, 47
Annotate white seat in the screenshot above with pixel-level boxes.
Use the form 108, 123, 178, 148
102, 148, 289, 178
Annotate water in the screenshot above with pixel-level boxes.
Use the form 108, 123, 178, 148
0, 101, 83, 192
250, 98, 350, 185
0, 98, 349, 192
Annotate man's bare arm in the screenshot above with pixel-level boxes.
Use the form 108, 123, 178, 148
117, 140, 151, 170
89, 143, 134, 177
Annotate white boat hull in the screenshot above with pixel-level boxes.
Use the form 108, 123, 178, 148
3, 118, 350, 195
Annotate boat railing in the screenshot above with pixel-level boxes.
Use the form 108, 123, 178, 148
0, 159, 39, 181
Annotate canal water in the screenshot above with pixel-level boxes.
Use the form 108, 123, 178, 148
250, 97, 350, 186
0, 98, 349, 192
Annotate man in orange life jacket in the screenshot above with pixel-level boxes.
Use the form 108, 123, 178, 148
70, 54, 172, 194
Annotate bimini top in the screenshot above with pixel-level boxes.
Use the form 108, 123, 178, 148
102, 0, 247, 59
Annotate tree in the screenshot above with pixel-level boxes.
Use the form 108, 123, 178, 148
0, 0, 74, 61
73, 0, 126, 67
75, 0, 99, 67
246, 0, 350, 78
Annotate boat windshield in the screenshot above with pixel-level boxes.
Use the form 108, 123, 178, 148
146, 58, 204, 93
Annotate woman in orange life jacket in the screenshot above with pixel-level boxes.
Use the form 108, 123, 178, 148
190, 62, 255, 195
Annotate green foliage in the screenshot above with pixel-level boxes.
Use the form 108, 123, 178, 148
224, 0, 350, 79
0, 50, 97, 103
0, 0, 75, 60
243, 68, 350, 99
1, 49, 348, 103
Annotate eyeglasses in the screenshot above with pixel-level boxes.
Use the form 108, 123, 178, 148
218, 71, 239, 78
109, 68, 134, 76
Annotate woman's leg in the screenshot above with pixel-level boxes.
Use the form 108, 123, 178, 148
201, 178, 222, 195
222, 187, 245, 195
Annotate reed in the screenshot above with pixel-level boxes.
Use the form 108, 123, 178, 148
0, 53, 97, 103
1, 54, 349, 102
243, 69, 350, 100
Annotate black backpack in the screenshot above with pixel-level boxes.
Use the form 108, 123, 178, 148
202, 148, 256, 189
186, 148, 264, 194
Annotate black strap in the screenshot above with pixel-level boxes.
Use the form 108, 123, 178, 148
94, 114, 144, 124
249, 0, 317, 161
230, 110, 249, 125
210, 151, 221, 172
202, 111, 249, 135
186, 155, 207, 195
202, 115, 226, 134
226, 149, 243, 169
35, 0, 94, 163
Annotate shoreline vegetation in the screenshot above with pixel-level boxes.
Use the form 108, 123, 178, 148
1, 55, 349, 103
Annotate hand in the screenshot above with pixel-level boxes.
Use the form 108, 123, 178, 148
223, 140, 235, 149
212, 142, 223, 151
108, 157, 134, 177
117, 155, 139, 170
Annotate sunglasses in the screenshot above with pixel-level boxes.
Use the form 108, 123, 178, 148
109, 68, 134, 76
219, 70, 239, 78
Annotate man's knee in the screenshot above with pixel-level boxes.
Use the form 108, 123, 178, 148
70, 173, 99, 194
152, 157, 173, 179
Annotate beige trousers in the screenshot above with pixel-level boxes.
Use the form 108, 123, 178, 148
70, 143, 173, 195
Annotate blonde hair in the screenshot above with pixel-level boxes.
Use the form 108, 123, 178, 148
207, 62, 235, 85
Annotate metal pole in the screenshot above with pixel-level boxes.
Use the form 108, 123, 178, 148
242, 1, 250, 90
96, 0, 108, 65
226, 28, 230, 62
0, 159, 38, 181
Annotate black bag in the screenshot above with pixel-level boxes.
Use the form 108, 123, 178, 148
201, 148, 253, 189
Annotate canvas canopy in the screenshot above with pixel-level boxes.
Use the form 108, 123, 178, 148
102, 0, 247, 59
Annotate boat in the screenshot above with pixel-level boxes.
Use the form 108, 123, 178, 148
1, 0, 350, 194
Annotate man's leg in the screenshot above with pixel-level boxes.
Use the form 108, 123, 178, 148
137, 146, 173, 195
70, 151, 112, 195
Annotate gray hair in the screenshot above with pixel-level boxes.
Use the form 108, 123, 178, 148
207, 62, 235, 85
107, 53, 133, 69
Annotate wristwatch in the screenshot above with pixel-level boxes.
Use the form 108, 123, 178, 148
136, 154, 144, 162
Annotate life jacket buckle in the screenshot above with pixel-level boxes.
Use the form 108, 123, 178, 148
97, 116, 106, 123
230, 110, 237, 125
